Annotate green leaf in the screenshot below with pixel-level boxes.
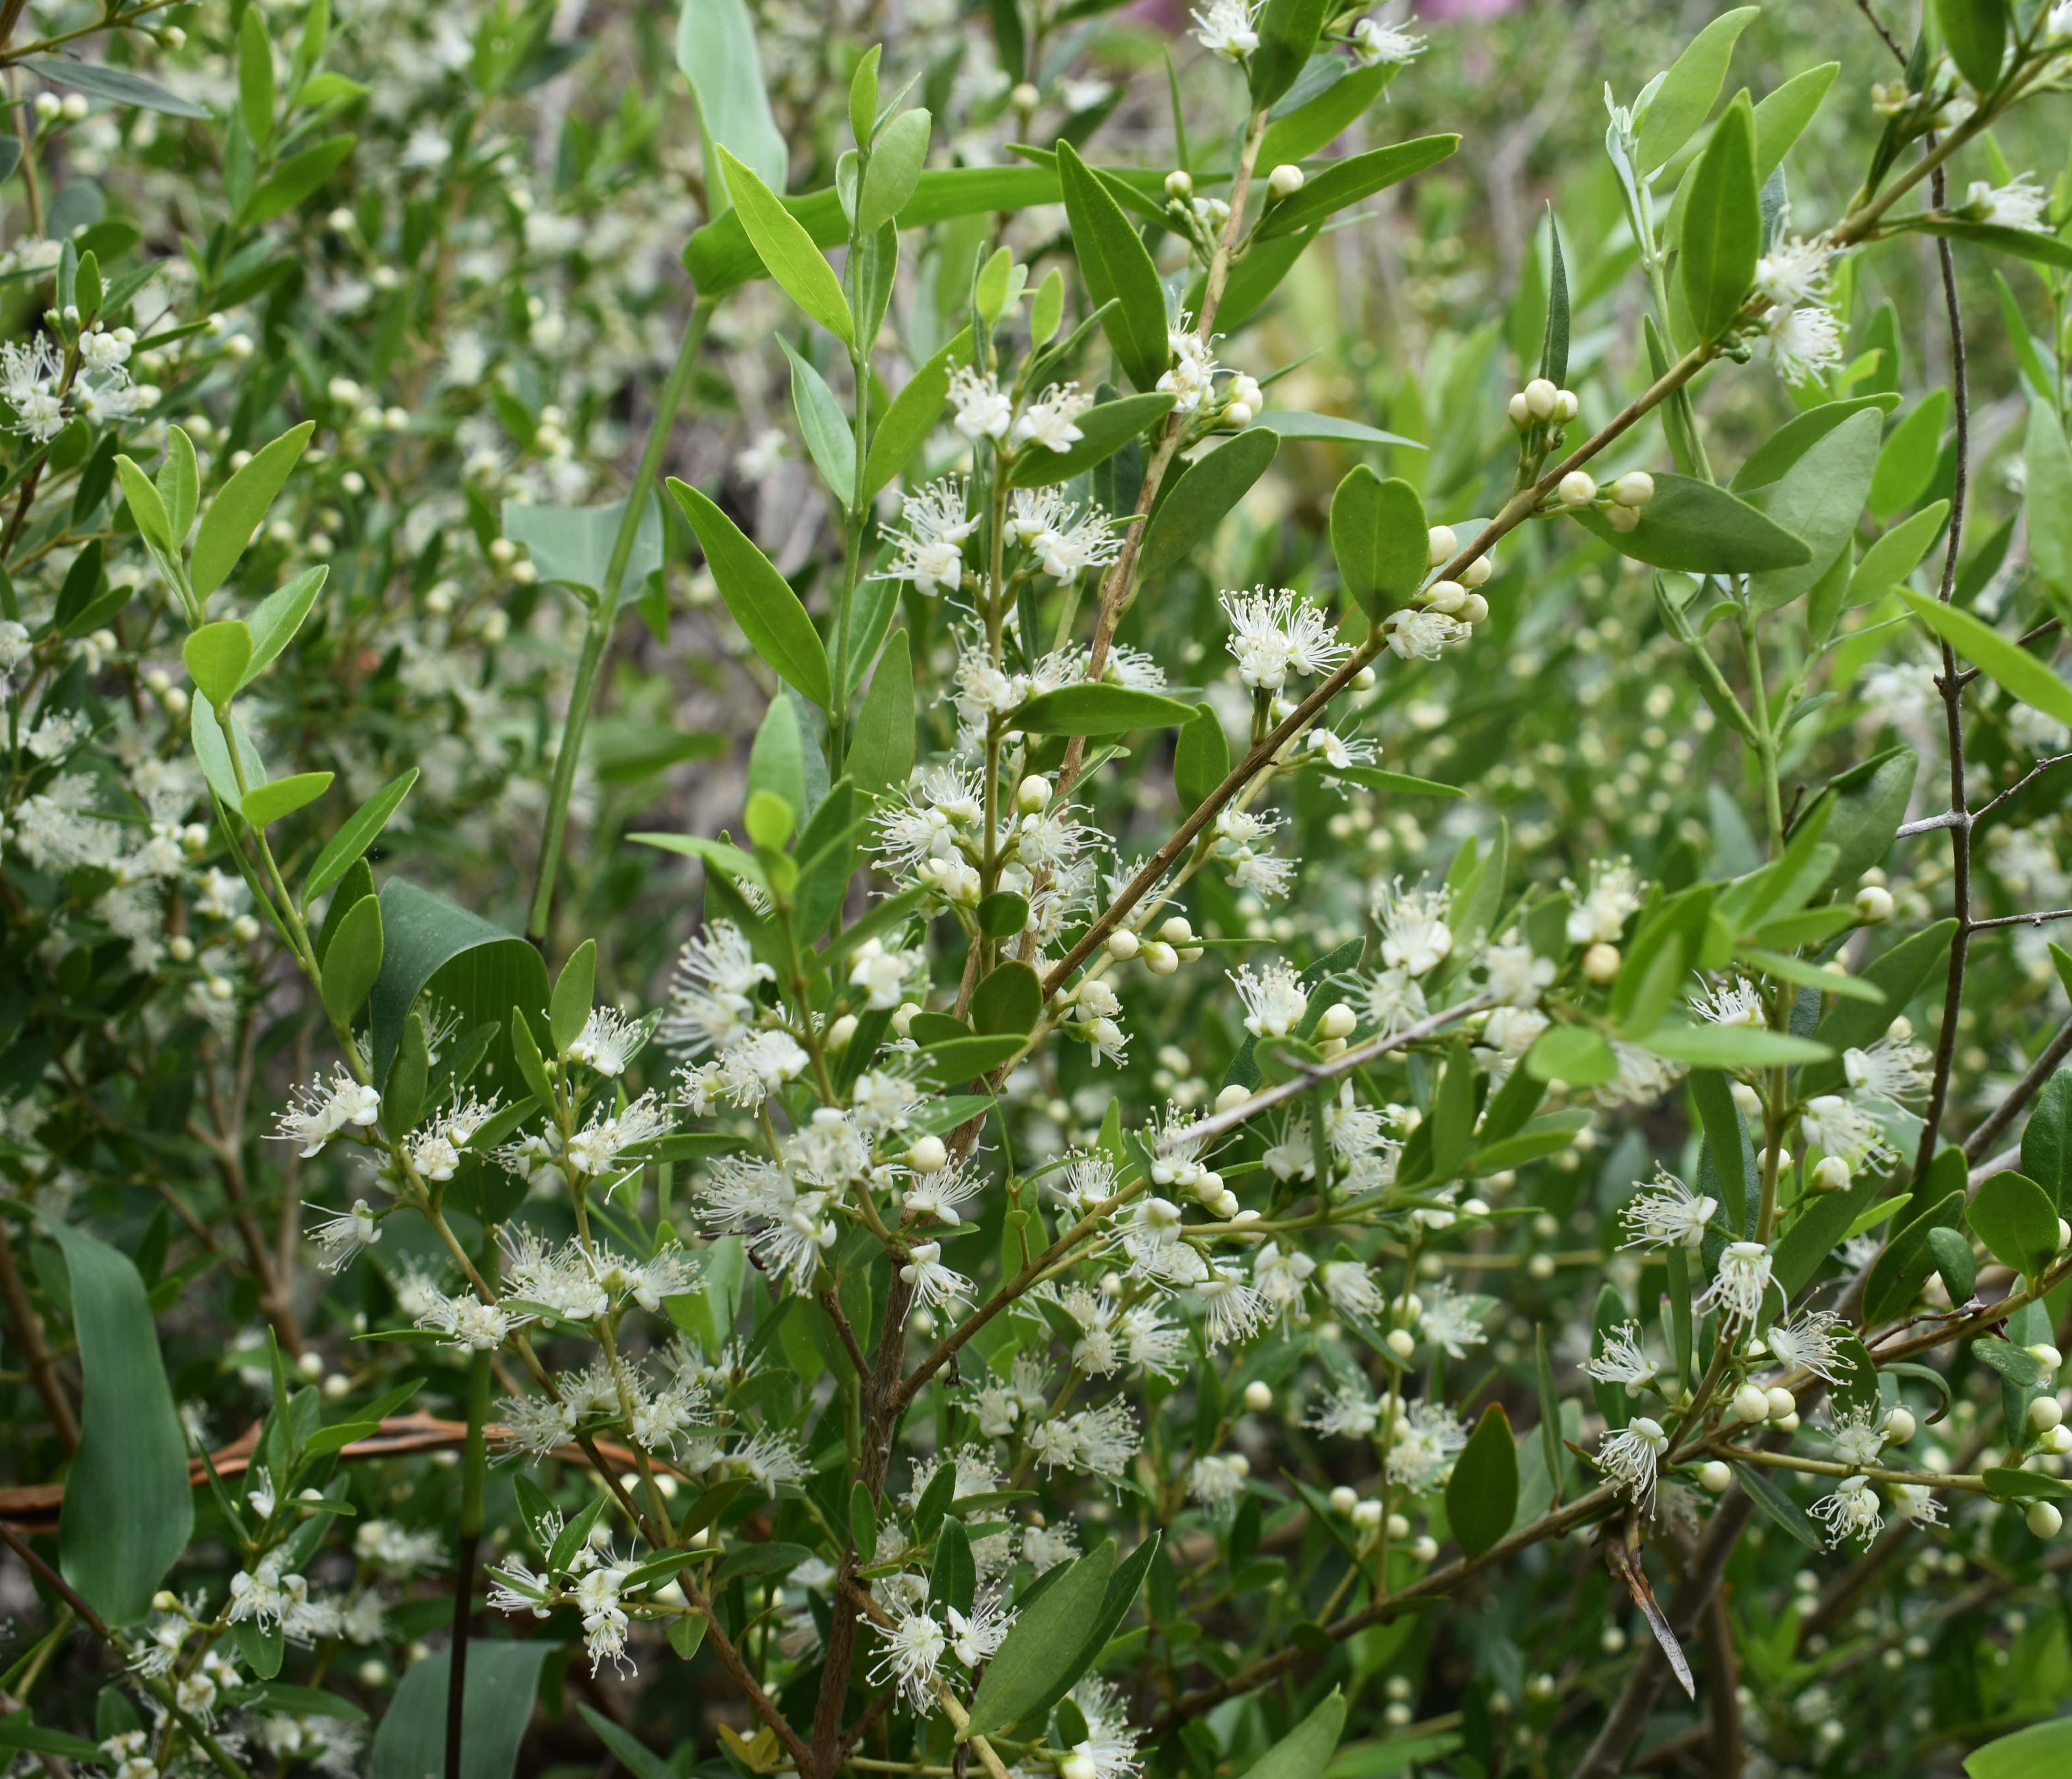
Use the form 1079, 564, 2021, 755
1255, 134, 1459, 240
1801, 920, 1957, 1096
1249, 0, 1329, 108
51, 1223, 193, 1625
0, 1717, 115, 1762
158, 425, 199, 545
1174, 703, 1230, 814
1234, 1691, 1347, 1779
242, 770, 333, 828
677, 0, 786, 206
18, 54, 210, 117
915, 1033, 1025, 1087
550, 938, 597, 1056
2021, 1068, 2072, 1210
501, 494, 663, 596
670, 479, 833, 707
1643, 1024, 1830, 1068
302, 768, 419, 907
857, 107, 931, 236
1329, 466, 1427, 617
1524, 1024, 1618, 1087
1008, 393, 1178, 488
1752, 62, 1838, 182
368, 878, 551, 1093
1864, 1182, 1967, 1325
2025, 398, 2072, 598
114, 454, 175, 553
1634, 8, 1759, 175
1445, 1404, 1519, 1559
248, 1683, 367, 1723
850, 629, 914, 794
1973, 1338, 2045, 1387
191, 422, 315, 600
1010, 683, 1195, 736
1246, 410, 1418, 447
1933, 0, 2006, 96
718, 144, 853, 342
183, 620, 254, 708
1329, 767, 1464, 798
747, 692, 808, 823
967, 1542, 1116, 1735
1847, 501, 1948, 611
243, 565, 329, 686
369, 1643, 553, 1779
190, 692, 268, 812
1732, 395, 1900, 491
1732, 1462, 1823, 1550
238, 9, 276, 146
1258, 62, 1392, 168
1141, 430, 1280, 582
1055, 143, 1168, 391
1870, 390, 1951, 519
1965, 1717, 2072, 1779
1969, 1170, 2060, 1283
1677, 92, 1759, 341
1905, 217, 2072, 272
243, 133, 356, 225
713, 1540, 815, 1583
321, 895, 384, 1027
1747, 407, 1881, 613
972, 962, 1042, 1037
575, 1706, 675, 1779
780, 337, 858, 501
1900, 589, 2072, 730
864, 339, 961, 499
1924, 1223, 1977, 1304
976, 891, 1030, 939
1569, 472, 1809, 573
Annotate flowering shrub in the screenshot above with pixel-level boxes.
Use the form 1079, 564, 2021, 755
7, 3, 2072, 1779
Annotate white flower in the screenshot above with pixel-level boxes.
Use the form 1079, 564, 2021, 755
1371, 877, 1453, 977
563, 1092, 671, 1176
1031, 1399, 1142, 1477
1320, 1260, 1386, 1320
1159, 324, 1221, 413
1764, 1310, 1846, 1384
1968, 173, 2048, 232
659, 921, 773, 1055
1691, 976, 1765, 1027
1023, 1521, 1080, 1573
1843, 1032, 1931, 1105
274, 1066, 383, 1158
946, 1590, 1016, 1666
1800, 1094, 1898, 1174
1230, 959, 1309, 1039
356, 1519, 445, 1576
418, 1291, 527, 1351
575, 1560, 633, 1673
881, 478, 978, 596
1419, 1282, 1486, 1359
1565, 859, 1643, 944
1754, 235, 1833, 308
1696, 1240, 1773, 1327
904, 1156, 985, 1227
1584, 1320, 1658, 1390
567, 1007, 644, 1075
1764, 306, 1844, 386
1387, 1401, 1468, 1492
1890, 1482, 1945, 1527
901, 1240, 972, 1310
1192, 1265, 1269, 1348
848, 935, 926, 1009
1618, 1168, 1717, 1251
1362, 965, 1430, 1040
697, 1155, 839, 1292
1069, 1677, 1144, 1779
1013, 382, 1093, 453
308, 1199, 382, 1273
871, 1598, 947, 1711
1189, 1452, 1250, 1507
1252, 1240, 1316, 1318
1597, 1416, 1668, 1515
1191, 0, 1260, 60
1221, 586, 1351, 689
1308, 1379, 1380, 1439
950, 366, 1013, 442
1826, 1404, 1887, 1472
1350, 13, 1424, 67
1810, 1475, 1885, 1547
1483, 932, 1554, 1007
1, 338, 66, 440
1381, 606, 1471, 660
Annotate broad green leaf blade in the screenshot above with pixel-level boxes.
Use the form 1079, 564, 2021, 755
302, 768, 420, 907
1174, 703, 1231, 814
321, 894, 384, 1027
242, 770, 333, 828
1900, 589, 2072, 730
1746, 407, 1881, 612
501, 494, 663, 595
1933, 0, 2006, 96
190, 691, 268, 811
115, 454, 175, 554
1869, 390, 1950, 519
670, 478, 833, 707
368, 877, 551, 1092
1677, 92, 1759, 341
158, 425, 199, 544
1752, 62, 1838, 182
550, 937, 598, 1056
1964, 1718, 2072, 1779
1445, 1403, 1519, 1558
1249, 0, 1329, 109
1732, 395, 1899, 491
368, 1643, 553, 1779
857, 107, 931, 236
1056, 142, 1169, 392
779, 337, 858, 502
1329, 466, 1427, 616
966, 1542, 1115, 1735
717, 145, 853, 343
1234, 1691, 1347, 1779
1525, 1024, 1618, 1087
1569, 472, 1808, 573
1847, 501, 1947, 611
191, 422, 316, 600
677, 0, 787, 206
242, 565, 329, 686
1968, 1170, 2060, 1282
1255, 134, 1459, 240
53, 1222, 193, 1625
864, 339, 961, 499
183, 619, 254, 708
1634, 8, 1758, 173
1643, 1024, 1830, 1068
1141, 429, 1280, 582
1010, 683, 1194, 736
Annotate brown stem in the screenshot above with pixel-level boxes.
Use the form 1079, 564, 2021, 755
1704, 1589, 1741, 1779
0, 1215, 78, 1451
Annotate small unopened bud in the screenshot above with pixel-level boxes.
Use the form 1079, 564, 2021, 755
1142, 940, 1179, 975
1699, 1460, 1732, 1494
1523, 377, 1558, 419
2060, 1218, 2071, 1252
297, 1351, 324, 1380
1583, 941, 1621, 983
1766, 1386, 1797, 1421
1267, 163, 1305, 200
1774, 1411, 1800, 1432
2030, 1343, 2063, 1372
1411, 1535, 1438, 1563
2048, 1425, 2072, 1454
152, 1590, 181, 1613
1165, 169, 1194, 201
1017, 774, 1052, 813
1885, 1406, 1916, 1444
1606, 503, 1641, 532
1244, 1380, 1274, 1412
1423, 579, 1467, 615
2026, 1501, 2063, 1539
33, 92, 61, 121
1552, 389, 1579, 421
1733, 1383, 1770, 1423
827, 1014, 859, 1051
1385, 1327, 1416, 1360
1107, 929, 1140, 961
1507, 392, 1531, 429
1221, 400, 1253, 427
1427, 525, 1457, 565
61, 93, 88, 122
1329, 1484, 1358, 1514
1611, 471, 1656, 508
1160, 916, 1195, 945
1353, 1499, 1386, 1529
1811, 1156, 1852, 1193
908, 1135, 948, 1174
2030, 1397, 2064, 1433
891, 1001, 921, 1038
1010, 81, 1039, 111
1062, 1755, 1098, 1779
1318, 1002, 1356, 1040
1854, 884, 1895, 923
1558, 470, 1598, 508
1459, 593, 1489, 624
1215, 1083, 1250, 1113
1460, 555, 1492, 587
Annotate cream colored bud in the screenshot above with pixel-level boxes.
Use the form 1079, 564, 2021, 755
1606, 503, 1641, 533
1329, 1484, 1358, 1513
1558, 470, 1598, 508
1244, 1380, 1274, 1412
827, 1014, 858, 1051
1318, 1002, 1357, 1040
1017, 774, 1052, 813
1411, 1535, 1439, 1563
2060, 1218, 2071, 1252
908, 1135, 948, 1174
1460, 555, 1492, 587
1460, 593, 1489, 623
1142, 940, 1179, 975
1773, 1411, 1800, 1432
1812, 1156, 1852, 1193
1215, 1083, 1250, 1113
1699, 1460, 1732, 1494
1733, 1383, 1771, 1423
1010, 81, 1040, 111
1353, 1499, 1386, 1528
1507, 392, 1531, 429
1385, 1327, 1416, 1360
891, 1000, 921, 1038
1552, 389, 1580, 422
1611, 471, 1656, 508
297, 1351, 324, 1379
2030, 1397, 2064, 1433
2048, 1426, 2072, 1454
1424, 579, 1468, 615
2027, 1501, 2063, 1539
1583, 941, 1621, 983
1062, 1755, 1097, 1779
1165, 169, 1194, 201
1107, 929, 1141, 961
1160, 916, 1195, 945
1766, 1386, 1797, 1421
1885, 1406, 1917, 1444
1427, 525, 1457, 565
2031, 1343, 2063, 1371
1267, 163, 1305, 200
152, 1590, 181, 1613
1524, 377, 1559, 419
1854, 885, 1895, 923
1222, 401, 1254, 426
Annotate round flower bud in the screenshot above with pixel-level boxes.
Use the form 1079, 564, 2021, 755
1523, 377, 1559, 419
2060, 1218, 2071, 1252
1017, 774, 1053, 812
1606, 503, 1641, 533
358, 1660, 391, 1688
33, 93, 60, 121
1427, 525, 1457, 565
1229, 375, 1264, 411
1411, 1535, 1439, 1563
826, 1014, 859, 1051
1385, 1327, 1416, 1360
1384, 1704, 1413, 1728
1460, 593, 1490, 623
1884, 1407, 1917, 1444
323, 1372, 350, 1398
1733, 1383, 1771, 1423
1557, 470, 1598, 508
1267, 163, 1305, 200
1222, 401, 1254, 427
1552, 389, 1580, 422
2048, 1425, 2072, 1454
1165, 169, 1194, 201
1063, 1754, 1098, 1779
2029, 1397, 2064, 1433
1773, 1411, 1800, 1432
61, 93, 88, 122
1582, 941, 1621, 983
908, 1135, 948, 1174
2026, 1501, 2063, 1539
1766, 1386, 1798, 1421
1528, 1253, 1556, 1279
1215, 1082, 1251, 1113
1008, 81, 1039, 111
1854, 884, 1895, 923
1160, 916, 1196, 945
297, 1350, 324, 1379
1143, 940, 1179, 975
1507, 392, 1532, 429
1386, 1512, 1410, 1538
1611, 471, 1656, 508
1244, 1380, 1274, 1413
1329, 1484, 1358, 1514
1460, 555, 1492, 587
1107, 929, 1141, 961
1811, 1155, 1852, 1193
891, 1001, 921, 1037
152, 1590, 181, 1613
2030, 1343, 2063, 1372
1424, 579, 1468, 614
1352, 666, 1376, 690
1318, 1002, 1357, 1040
1353, 1499, 1385, 1528
1699, 1460, 1733, 1494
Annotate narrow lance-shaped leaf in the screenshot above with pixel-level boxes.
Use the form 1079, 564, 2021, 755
670, 479, 834, 708
715, 144, 854, 344
1678, 91, 1759, 341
